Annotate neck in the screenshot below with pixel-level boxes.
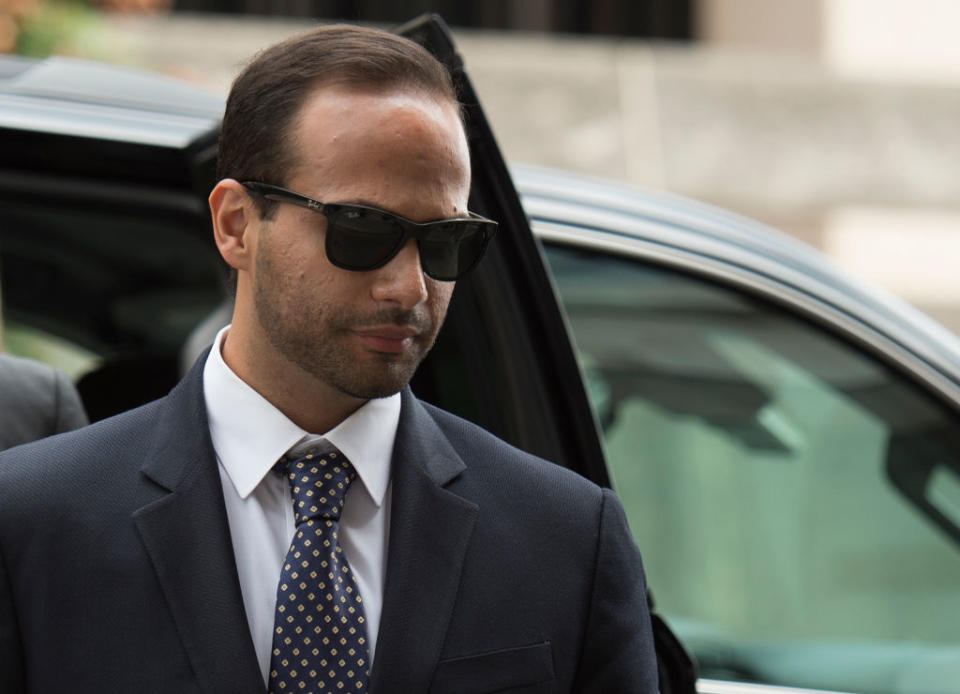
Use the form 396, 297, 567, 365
220, 327, 366, 435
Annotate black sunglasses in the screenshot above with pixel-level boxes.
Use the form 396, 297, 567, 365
242, 181, 497, 281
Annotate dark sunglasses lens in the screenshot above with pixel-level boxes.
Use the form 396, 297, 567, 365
326, 207, 404, 269
420, 223, 489, 281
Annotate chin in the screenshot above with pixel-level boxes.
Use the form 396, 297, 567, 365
334, 381, 407, 401
328, 364, 418, 401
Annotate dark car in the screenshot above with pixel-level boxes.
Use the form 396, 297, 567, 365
3, 16, 960, 694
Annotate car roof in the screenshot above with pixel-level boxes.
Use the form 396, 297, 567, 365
515, 164, 960, 394
0, 55, 222, 144
0, 55, 221, 189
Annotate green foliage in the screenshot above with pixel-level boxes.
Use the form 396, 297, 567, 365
15, 1, 100, 58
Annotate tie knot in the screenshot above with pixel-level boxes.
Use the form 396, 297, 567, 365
281, 449, 356, 524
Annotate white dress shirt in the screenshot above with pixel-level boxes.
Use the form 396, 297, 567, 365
202, 326, 397, 684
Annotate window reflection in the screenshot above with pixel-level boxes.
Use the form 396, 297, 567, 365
544, 241, 960, 694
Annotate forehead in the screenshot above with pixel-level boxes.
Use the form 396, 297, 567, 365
282, 84, 471, 219
290, 85, 467, 171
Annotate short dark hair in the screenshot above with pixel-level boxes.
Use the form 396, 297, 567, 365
217, 24, 459, 218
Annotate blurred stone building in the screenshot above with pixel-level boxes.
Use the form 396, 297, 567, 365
12, 0, 960, 330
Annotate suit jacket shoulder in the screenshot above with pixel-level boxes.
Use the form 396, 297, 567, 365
417, 397, 607, 520
0, 353, 88, 451
0, 397, 160, 494
0, 357, 258, 694
0, 352, 219, 543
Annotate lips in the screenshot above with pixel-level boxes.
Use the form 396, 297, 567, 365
350, 325, 421, 354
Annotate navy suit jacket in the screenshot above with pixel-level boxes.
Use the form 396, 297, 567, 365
0, 356, 658, 693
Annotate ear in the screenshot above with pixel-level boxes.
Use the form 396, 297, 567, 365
209, 178, 258, 271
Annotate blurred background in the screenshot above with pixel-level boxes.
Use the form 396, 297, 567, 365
4, 0, 960, 332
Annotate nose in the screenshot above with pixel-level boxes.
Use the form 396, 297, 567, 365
370, 239, 428, 309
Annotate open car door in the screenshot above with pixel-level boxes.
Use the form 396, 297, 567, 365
397, 14, 698, 694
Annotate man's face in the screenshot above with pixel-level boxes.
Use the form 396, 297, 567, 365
247, 85, 471, 400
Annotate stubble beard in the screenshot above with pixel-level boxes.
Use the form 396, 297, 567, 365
253, 264, 441, 401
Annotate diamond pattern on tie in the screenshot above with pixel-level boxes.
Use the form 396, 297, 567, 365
268, 449, 370, 694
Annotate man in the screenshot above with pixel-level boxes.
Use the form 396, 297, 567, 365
0, 25, 658, 693
0, 353, 88, 451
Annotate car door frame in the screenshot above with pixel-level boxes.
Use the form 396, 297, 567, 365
399, 14, 699, 694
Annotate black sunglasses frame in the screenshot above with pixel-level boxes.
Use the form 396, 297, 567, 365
241, 181, 497, 281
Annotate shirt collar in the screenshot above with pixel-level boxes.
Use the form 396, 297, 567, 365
203, 325, 398, 506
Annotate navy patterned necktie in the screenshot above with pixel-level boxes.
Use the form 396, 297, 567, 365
268, 448, 370, 694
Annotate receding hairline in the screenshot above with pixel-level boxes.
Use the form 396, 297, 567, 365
290, 77, 463, 128
236, 24, 458, 102
217, 22, 463, 189
278, 79, 468, 184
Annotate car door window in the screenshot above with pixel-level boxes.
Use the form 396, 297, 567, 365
1, 193, 225, 420
543, 241, 960, 694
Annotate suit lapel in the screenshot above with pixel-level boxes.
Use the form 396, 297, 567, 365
369, 390, 478, 693
133, 356, 264, 694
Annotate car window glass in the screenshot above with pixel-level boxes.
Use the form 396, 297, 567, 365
1, 195, 225, 420
2, 201, 222, 351
543, 241, 960, 694
2, 320, 101, 379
